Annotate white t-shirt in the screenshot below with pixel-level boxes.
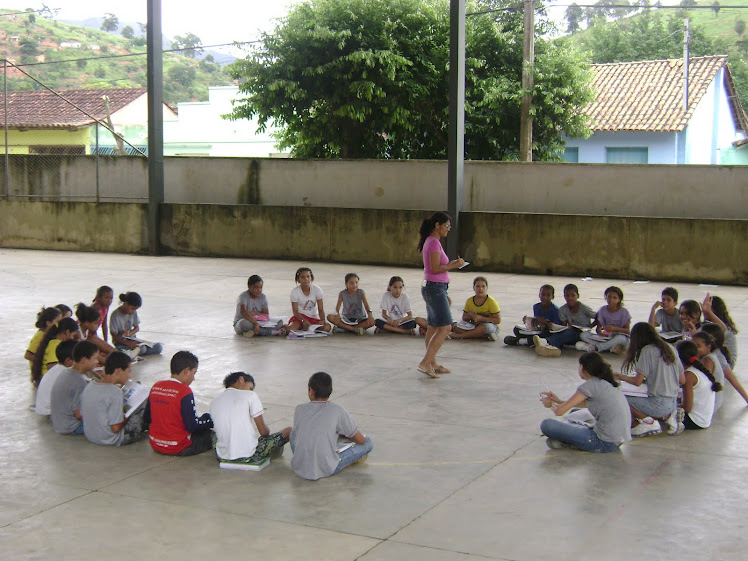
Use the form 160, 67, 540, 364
705, 352, 725, 412
379, 292, 412, 321
290, 284, 324, 320
210, 388, 263, 460
35, 363, 67, 416
686, 366, 716, 428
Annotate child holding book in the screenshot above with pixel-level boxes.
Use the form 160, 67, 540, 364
327, 273, 375, 335
374, 276, 417, 335
504, 284, 559, 346
577, 286, 631, 354
233, 274, 286, 338
450, 276, 501, 341
534, 284, 596, 357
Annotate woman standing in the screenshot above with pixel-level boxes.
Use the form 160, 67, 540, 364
417, 212, 464, 378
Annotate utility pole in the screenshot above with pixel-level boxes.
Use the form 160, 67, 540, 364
147, 0, 164, 255
447, 0, 465, 258
519, 0, 535, 162
683, 17, 690, 112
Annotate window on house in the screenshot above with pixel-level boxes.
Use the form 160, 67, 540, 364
93, 146, 148, 156
562, 147, 579, 162
28, 145, 85, 155
606, 147, 648, 164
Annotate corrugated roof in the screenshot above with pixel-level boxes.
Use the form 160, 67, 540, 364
0, 87, 147, 130
589, 56, 748, 133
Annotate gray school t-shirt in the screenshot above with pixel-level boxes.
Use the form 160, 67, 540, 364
654, 309, 683, 333
635, 343, 682, 399
290, 401, 358, 480
558, 303, 596, 327
340, 289, 366, 320
578, 377, 631, 444
724, 329, 738, 368
81, 382, 125, 446
109, 308, 140, 336
233, 291, 269, 324
50, 368, 88, 434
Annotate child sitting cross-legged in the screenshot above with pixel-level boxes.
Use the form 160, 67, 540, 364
534, 284, 596, 357
50, 341, 100, 436
504, 284, 560, 347
450, 276, 501, 341
80, 351, 148, 446
210, 372, 291, 469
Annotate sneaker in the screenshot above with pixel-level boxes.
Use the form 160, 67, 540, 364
611, 344, 626, 355
630, 417, 662, 438
356, 327, 365, 336
665, 407, 685, 435
534, 335, 561, 357
504, 335, 519, 346
124, 346, 141, 359
546, 438, 567, 449
242, 330, 255, 338
517, 338, 529, 346
575, 341, 596, 352
487, 332, 498, 342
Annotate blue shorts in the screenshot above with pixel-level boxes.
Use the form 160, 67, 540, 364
625, 395, 676, 419
421, 281, 452, 328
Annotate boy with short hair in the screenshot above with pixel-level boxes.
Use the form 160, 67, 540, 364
80, 351, 148, 446
145, 350, 213, 456
505, 284, 560, 346
50, 340, 99, 435
210, 372, 291, 467
36, 339, 77, 416
535, 284, 597, 357
648, 287, 683, 337
290, 372, 372, 480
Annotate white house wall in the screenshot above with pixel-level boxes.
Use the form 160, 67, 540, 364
564, 130, 677, 164
684, 69, 729, 164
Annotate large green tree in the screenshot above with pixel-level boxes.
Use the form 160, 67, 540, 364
227, 0, 593, 160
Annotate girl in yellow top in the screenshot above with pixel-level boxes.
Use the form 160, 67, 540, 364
450, 277, 501, 341
25, 307, 62, 376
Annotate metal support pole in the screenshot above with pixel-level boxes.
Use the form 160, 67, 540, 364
147, 0, 165, 254
95, 122, 100, 202
447, 0, 465, 258
519, 0, 535, 161
4, 59, 9, 199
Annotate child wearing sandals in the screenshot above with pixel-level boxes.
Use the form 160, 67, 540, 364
535, 284, 596, 357
233, 275, 286, 338
450, 276, 501, 341
540, 352, 631, 452
375, 276, 417, 335
327, 273, 375, 335
288, 267, 332, 333
614, 323, 685, 438
676, 340, 722, 430
577, 286, 631, 354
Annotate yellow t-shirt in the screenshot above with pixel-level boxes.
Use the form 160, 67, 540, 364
463, 295, 500, 316
41, 339, 61, 376
27, 329, 45, 374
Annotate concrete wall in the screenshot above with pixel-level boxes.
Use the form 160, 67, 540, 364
1, 201, 745, 285
2, 155, 747, 219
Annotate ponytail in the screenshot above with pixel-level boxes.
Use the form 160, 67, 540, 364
579, 352, 619, 387
35, 306, 61, 329
676, 340, 723, 393
417, 211, 451, 253
119, 292, 142, 307
31, 318, 78, 387
75, 302, 100, 324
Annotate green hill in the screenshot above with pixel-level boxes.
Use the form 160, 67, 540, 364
0, 9, 231, 105
557, 2, 748, 107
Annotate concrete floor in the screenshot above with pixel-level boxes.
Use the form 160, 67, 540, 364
2, 248, 747, 561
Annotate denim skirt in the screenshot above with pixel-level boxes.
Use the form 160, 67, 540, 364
421, 281, 452, 327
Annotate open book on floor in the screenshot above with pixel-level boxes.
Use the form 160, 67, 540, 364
288, 324, 329, 338
123, 336, 160, 351
219, 458, 270, 471
122, 380, 150, 419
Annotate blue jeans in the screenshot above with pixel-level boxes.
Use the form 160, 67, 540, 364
72, 421, 85, 435
545, 328, 581, 348
333, 436, 373, 474
116, 342, 163, 356
540, 418, 621, 453
421, 281, 452, 327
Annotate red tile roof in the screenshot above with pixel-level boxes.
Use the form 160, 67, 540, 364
0, 87, 147, 130
589, 56, 748, 133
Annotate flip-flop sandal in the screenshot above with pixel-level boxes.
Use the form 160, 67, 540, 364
417, 366, 440, 378
433, 365, 451, 374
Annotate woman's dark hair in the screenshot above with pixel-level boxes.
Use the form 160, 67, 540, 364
75, 302, 100, 325
711, 296, 738, 334
35, 306, 61, 329
676, 340, 722, 392
680, 299, 702, 319
247, 275, 263, 288
387, 276, 404, 291
692, 331, 716, 353
55, 304, 72, 317
31, 318, 78, 387
700, 323, 732, 367
119, 292, 142, 307
295, 267, 314, 283
223, 371, 255, 389
563, 284, 579, 296
579, 352, 618, 387
345, 273, 359, 284
473, 276, 488, 287
94, 286, 113, 300
104, 351, 132, 375
604, 286, 624, 306
417, 211, 451, 252
622, 322, 676, 373
308, 371, 333, 399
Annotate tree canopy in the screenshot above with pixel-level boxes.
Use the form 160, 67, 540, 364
101, 13, 119, 33
227, 0, 593, 160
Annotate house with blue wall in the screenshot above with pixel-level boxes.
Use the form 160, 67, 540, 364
563, 55, 748, 164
